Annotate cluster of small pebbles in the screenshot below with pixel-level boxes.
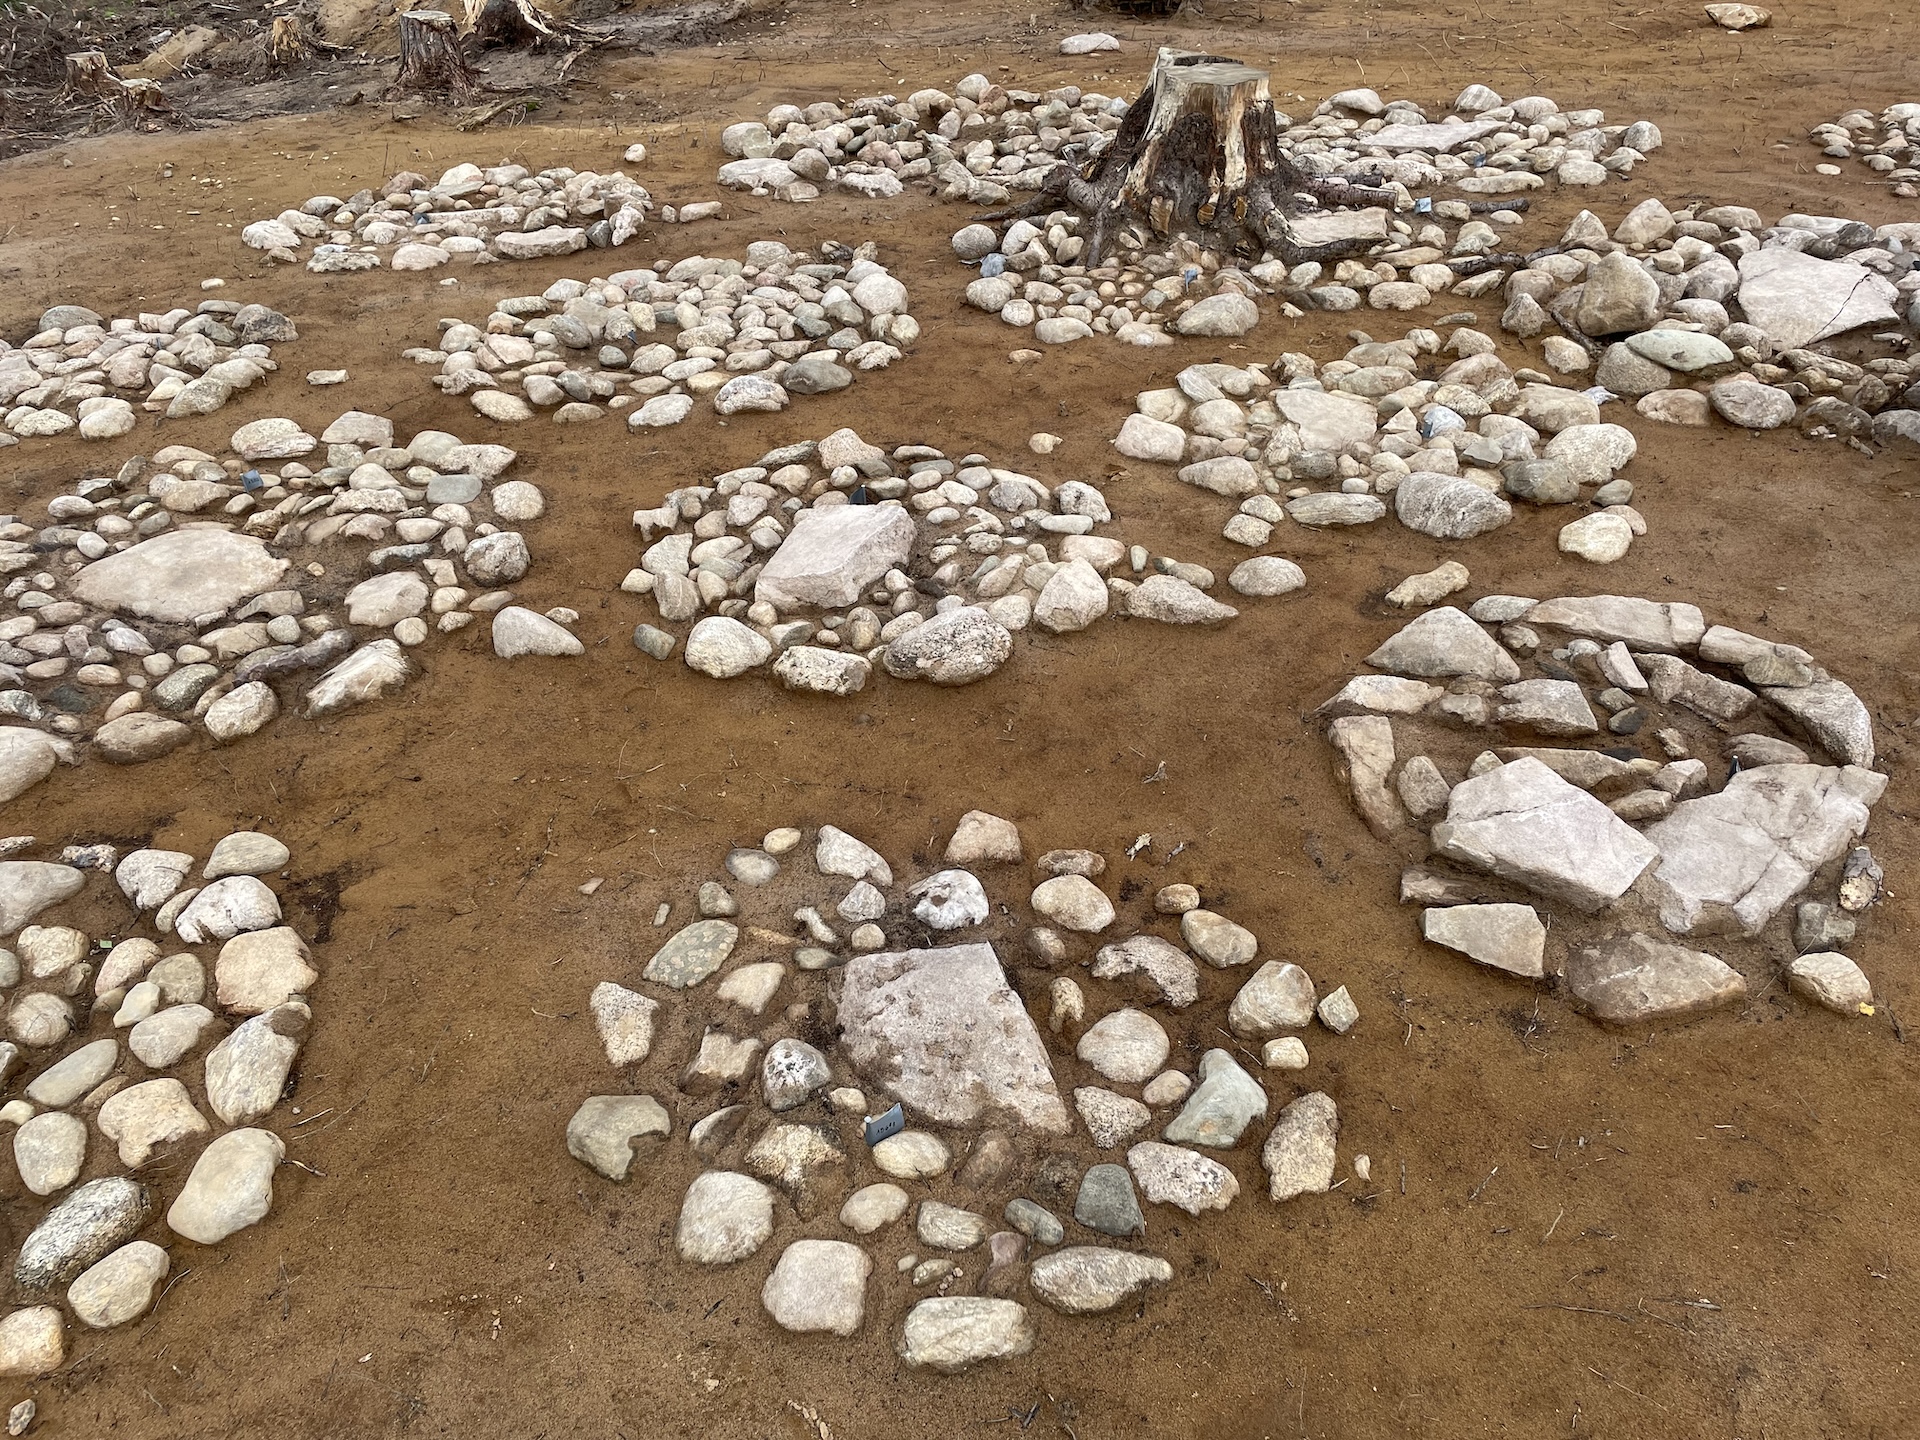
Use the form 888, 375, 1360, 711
1315, 594, 1885, 1025
1113, 340, 1649, 565
0, 832, 313, 1391
410, 242, 916, 428
1808, 105, 1920, 197
0, 301, 294, 445
240, 160, 717, 273
618, 426, 1272, 696
566, 814, 1363, 1369
0, 411, 547, 808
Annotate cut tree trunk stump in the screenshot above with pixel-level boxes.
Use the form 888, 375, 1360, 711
391, 10, 480, 99
62, 49, 188, 128
466, 0, 563, 48
980, 45, 1399, 267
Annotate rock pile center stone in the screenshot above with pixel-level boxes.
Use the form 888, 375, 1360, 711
68, 529, 291, 624
835, 943, 1070, 1133
752, 504, 918, 610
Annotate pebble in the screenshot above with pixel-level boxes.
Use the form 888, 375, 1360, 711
589, 981, 658, 1066
0, 1309, 62, 1377
168, 1128, 284, 1243
1180, 909, 1258, 967
1317, 985, 1360, 1033
1263, 1036, 1310, 1069
762, 1037, 831, 1110
1076, 1008, 1170, 1084
918, 1199, 993, 1251
1263, 1092, 1340, 1201
1163, 1049, 1269, 1148
96, 1078, 210, 1166
16, 1177, 150, 1288
12, 1113, 86, 1196
675, 1170, 776, 1263
1004, 1197, 1065, 1246
1073, 1163, 1145, 1238
1074, 1086, 1151, 1149
897, 1297, 1035, 1372
1030, 874, 1114, 932
840, 1183, 910, 1234
1030, 1246, 1171, 1313
1127, 1140, 1239, 1215
566, 1095, 669, 1181
762, 1239, 872, 1335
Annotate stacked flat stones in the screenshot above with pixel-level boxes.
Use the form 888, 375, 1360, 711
0, 411, 546, 809
240, 162, 688, 273
412, 243, 917, 428
1315, 594, 1884, 1026
1485, 202, 1920, 447
566, 814, 1359, 1371
1807, 104, 1920, 197
946, 84, 1663, 346
0, 301, 294, 445
0, 831, 312, 1381
623, 426, 1249, 695
1114, 339, 1649, 566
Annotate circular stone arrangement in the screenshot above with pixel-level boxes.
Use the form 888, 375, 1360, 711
621, 425, 1285, 694
0, 300, 295, 445
1807, 103, 1920, 196
0, 410, 547, 809
0, 830, 316, 1390
411, 242, 917, 429
566, 815, 1361, 1369
1315, 594, 1885, 1024
239, 160, 721, 273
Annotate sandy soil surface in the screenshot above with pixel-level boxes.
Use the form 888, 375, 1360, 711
0, 0, 1917, 1435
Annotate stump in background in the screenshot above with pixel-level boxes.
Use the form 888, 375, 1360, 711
982, 46, 1398, 267
466, 0, 563, 48
392, 10, 479, 98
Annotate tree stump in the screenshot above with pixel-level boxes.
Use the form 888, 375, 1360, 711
62, 50, 185, 127
392, 10, 480, 98
466, 0, 562, 48
981, 46, 1398, 268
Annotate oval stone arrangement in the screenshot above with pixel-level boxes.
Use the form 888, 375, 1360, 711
413, 243, 918, 429
0, 409, 552, 811
1806, 103, 1920, 197
0, 830, 317, 1388
0, 299, 296, 446
1316, 593, 1885, 1025
621, 425, 1265, 695
566, 816, 1361, 1369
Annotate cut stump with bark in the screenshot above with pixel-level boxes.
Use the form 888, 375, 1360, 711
981, 45, 1398, 267
62, 49, 188, 128
391, 10, 481, 99
466, 0, 563, 48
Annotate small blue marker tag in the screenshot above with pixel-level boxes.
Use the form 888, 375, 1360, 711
863, 1103, 905, 1147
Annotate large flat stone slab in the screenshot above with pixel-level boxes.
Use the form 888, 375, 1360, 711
1642, 764, 1887, 936
836, 943, 1069, 1133
70, 530, 289, 624
1431, 758, 1660, 911
754, 504, 916, 610
1736, 248, 1900, 350
1522, 596, 1705, 653
1272, 389, 1380, 451
1567, 933, 1746, 1024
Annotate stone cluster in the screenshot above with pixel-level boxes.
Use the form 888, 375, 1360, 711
0, 831, 312, 1381
620, 426, 1260, 694
239, 161, 717, 272
1113, 342, 1647, 564
0, 301, 294, 445
1315, 595, 1884, 1024
0, 412, 547, 809
1807, 104, 1920, 196
410, 243, 917, 428
567, 814, 1362, 1368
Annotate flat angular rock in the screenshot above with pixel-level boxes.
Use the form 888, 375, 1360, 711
214, 927, 315, 1012
304, 640, 410, 717
1163, 1049, 1267, 1148
1497, 678, 1599, 736
1263, 1092, 1339, 1202
763, 1239, 871, 1335
1029, 1247, 1170, 1313
1075, 1087, 1152, 1149
1523, 596, 1705, 652
1127, 1141, 1238, 1215
174, 875, 280, 944
24, 1037, 117, 1106
1764, 679, 1875, 767
1737, 249, 1899, 349
1432, 758, 1660, 911
1394, 472, 1513, 539
837, 943, 1068, 1132
1123, 575, 1237, 625
755, 505, 916, 610
1329, 714, 1405, 838
1180, 909, 1257, 967
744, 1122, 844, 1213
1367, 607, 1518, 682
908, 869, 988, 930
1285, 493, 1386, 527
1229, 961, 1317, 1037
816, 825, 891, 884
1273, 389, 1379, 449
1642, 764, 1886, 936
1173, 293, 1259, 337
1789, 952, 1872, 1013
918, 1199, 992, 1251
96, 1079, 209, 1167
1566, 933, 1746, 1024
229, 418, 317, 461
204, 832, 289, 879
1091, 936, 1199, 1008
897, 1297, 1035, 1372
946, 811, 1023, 865
1422, 903, 1545, 977
676, 1171, 776, 1263
567, 1095, 669, 1181
772, 646, 870, 695
644, 919, 737, 988
589, 982, 657, 1066
492, 607, 583, 658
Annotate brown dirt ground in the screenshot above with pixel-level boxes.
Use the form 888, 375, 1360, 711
1, 0, 1919, 1435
